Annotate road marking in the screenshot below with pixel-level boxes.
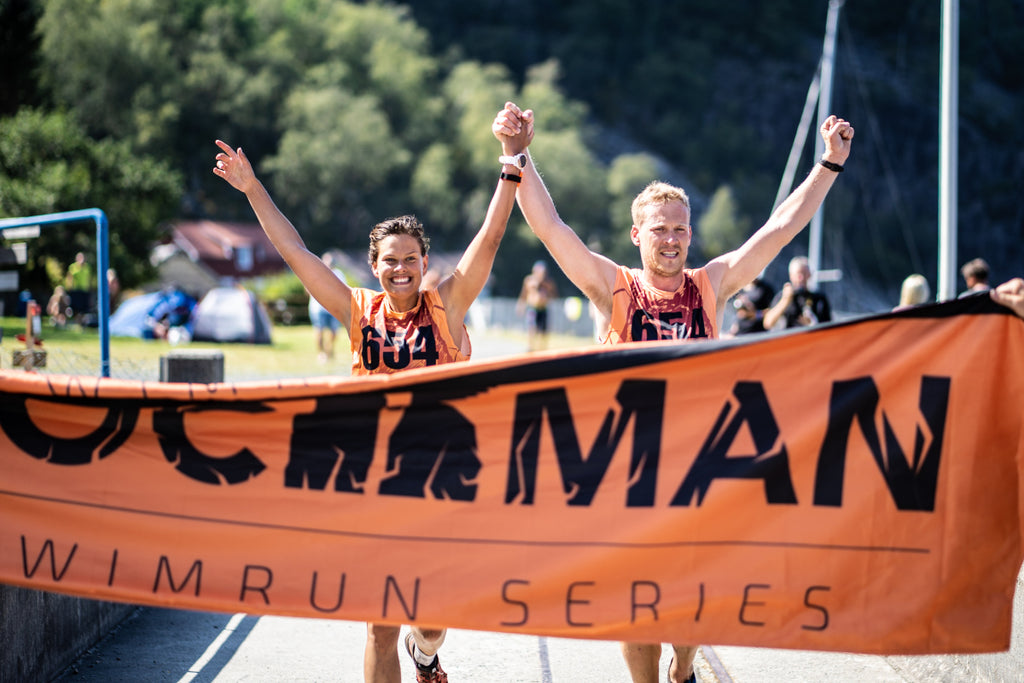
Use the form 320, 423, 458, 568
701, 645, 735, 682
177, 612, 247, 683
538, 636, 554, 682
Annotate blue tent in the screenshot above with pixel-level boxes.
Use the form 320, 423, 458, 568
108, 291, 164, 338
108, 289, 197, 338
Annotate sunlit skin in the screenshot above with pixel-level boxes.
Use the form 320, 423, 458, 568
370, 234, 428, 313
214, 111, 528, 682
630, 201, 693, 291
991, 277, 1024, 318
494, 101, 854, 683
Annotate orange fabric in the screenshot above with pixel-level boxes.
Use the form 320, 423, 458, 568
348, 287, 469, 375
1, 296, 1022, 654
601, 266, 718, 344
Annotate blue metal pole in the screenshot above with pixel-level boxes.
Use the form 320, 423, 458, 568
0, 208, 112, 376
92, 209, 111, 377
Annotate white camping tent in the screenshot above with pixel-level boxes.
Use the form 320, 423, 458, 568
191, 286, 273, 344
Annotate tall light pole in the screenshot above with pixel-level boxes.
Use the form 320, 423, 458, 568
808, 0, 845, 289
937, 0, 959, 300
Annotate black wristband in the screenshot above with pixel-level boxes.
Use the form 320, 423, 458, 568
818, 158, 844, 173
500, 172, 522, 183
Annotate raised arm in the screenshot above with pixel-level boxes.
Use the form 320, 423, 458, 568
762, 284, 794, 331
213, 140, 353, 334
435, 119, 526, 331
493, 103, 619, 315
705, 116, 855, 310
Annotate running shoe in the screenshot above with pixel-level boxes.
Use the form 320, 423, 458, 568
404, 631, 448, 683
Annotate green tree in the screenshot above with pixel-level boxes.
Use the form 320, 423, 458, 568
0, 0, 44, 116
410, 143, 461, 231
0, 109, 182, 292
606, 152, 660, 266
38, 0, 185, 147
323, 1, 442, 137
520, 60, 609, 250
697, 185, 750, 262
443, 61, 519, 176
439, 59, 522, 251
261, 86, 411, 249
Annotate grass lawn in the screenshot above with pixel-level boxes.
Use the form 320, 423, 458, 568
0, 316, 327, 381
0, 316, 593, 382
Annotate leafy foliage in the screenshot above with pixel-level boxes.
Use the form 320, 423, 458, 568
246, 269, 307, 301
6, 0, 1022, 308
0, 108, 182, 291
0, 0, 43, 116
404, 0, 1024, 305
698, 186, 752, 262
606, 153, 660, 266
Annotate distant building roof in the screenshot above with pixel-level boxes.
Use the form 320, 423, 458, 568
154, 221, 466, 296
161, 220, 288, 280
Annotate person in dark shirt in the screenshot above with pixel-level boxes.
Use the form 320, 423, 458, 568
729, 277, 776, 335
763, 256, 831, 330
958, 257, 991, 298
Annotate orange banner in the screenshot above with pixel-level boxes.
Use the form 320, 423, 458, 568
2, 296, 1022, 654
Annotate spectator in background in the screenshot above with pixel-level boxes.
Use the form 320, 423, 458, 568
894, 273, 931, 310
959, 257, 991, 297
728, 277, 775, 335
309, 252, 344, 364
516, 260, 558, 350
145, 284, 196, 340
65, 251, 93, 319
763, 256, 831, 330
107, 268, 122, 313
46, 285, 71, 328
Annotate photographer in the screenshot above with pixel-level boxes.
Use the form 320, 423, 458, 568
729, 278, 776, 335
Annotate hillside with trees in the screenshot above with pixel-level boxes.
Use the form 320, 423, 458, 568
1, 0, 1021, 309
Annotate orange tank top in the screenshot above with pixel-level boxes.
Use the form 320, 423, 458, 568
601, 266, 718, 344
348, 288, 471, 375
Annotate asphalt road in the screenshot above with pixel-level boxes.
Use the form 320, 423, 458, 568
38, 607, 957, 682
50, 569, 1023, 683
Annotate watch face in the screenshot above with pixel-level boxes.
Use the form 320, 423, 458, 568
501, 154, 527, 168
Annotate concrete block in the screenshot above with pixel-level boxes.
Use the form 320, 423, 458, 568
160, 349, 224, 383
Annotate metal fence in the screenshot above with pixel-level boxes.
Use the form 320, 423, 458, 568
0, 297, 598, 381
1, 345, 159, 381
471, 296, 597, 339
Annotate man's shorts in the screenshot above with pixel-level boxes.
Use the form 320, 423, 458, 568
311, 307, 340, 332
529, 307, 549, 333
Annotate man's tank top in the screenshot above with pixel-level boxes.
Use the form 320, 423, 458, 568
601, 266, 718, 344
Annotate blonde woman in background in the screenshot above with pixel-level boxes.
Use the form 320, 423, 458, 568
895, 274, 931, 310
